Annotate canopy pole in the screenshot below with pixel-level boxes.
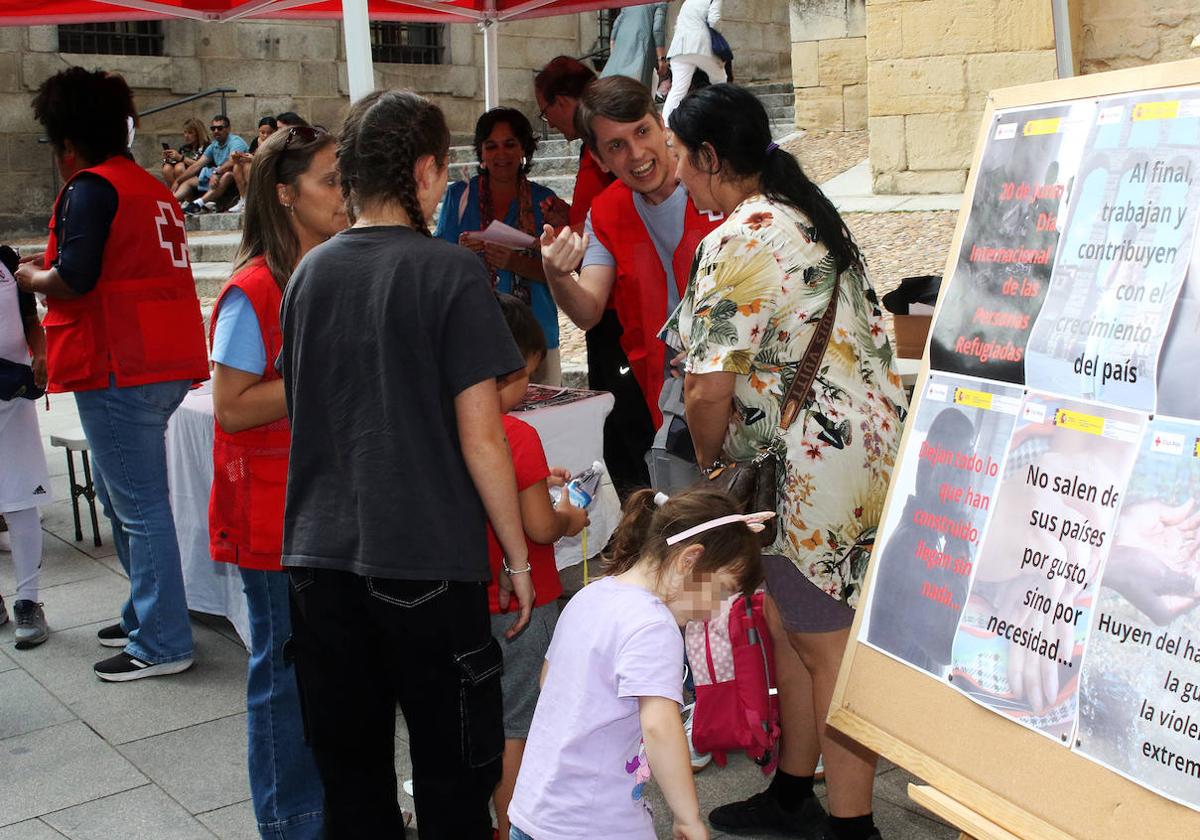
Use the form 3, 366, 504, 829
342, 0, 374, 102
481, 18, 499, 110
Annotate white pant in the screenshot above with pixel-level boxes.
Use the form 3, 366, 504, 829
662, 53, 728, 125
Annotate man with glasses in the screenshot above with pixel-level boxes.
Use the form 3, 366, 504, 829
175, 114, 249, 214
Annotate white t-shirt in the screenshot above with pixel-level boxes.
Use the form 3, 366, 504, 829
0, 263, 30, 365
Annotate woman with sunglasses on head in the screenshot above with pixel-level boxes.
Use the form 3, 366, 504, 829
435, 108, 565, 385
208, 124, 346, 839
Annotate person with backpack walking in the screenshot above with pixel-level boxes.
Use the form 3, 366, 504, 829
665, 84, 906, 840
661, 0, 727, 124
508, 488, 767, 840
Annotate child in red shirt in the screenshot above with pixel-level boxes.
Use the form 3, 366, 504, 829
489, 293, 589, 838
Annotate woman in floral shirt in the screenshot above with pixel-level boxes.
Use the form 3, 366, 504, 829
665, 84, 906, 840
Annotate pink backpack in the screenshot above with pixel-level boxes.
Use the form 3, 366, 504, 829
685, 592, 780, 772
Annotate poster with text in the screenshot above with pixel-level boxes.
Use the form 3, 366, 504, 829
1025, 89, 1200, 411
1075, 416, 1200, 811
929, 101, 1095, 383
861, 374, 1021, 679
949, 393, 1145, 742
1157, 237, 1200, 420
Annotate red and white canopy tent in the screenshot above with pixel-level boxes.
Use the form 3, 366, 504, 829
1, 0, 655, 108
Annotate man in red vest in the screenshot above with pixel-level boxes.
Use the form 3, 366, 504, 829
540, 76, 721, 492
17, 67, 209, 682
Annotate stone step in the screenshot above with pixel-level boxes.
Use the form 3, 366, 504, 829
186, 231, 242, 264
743, 82, 794, 96
193, 261, 232, 300
449, 137, 580, 165
757, 91, 796, 109
185, 212, 243, 233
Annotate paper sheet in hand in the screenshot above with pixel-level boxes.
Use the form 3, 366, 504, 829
466, 220, 537, 249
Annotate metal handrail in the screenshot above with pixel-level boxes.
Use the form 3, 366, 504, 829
139, 86, 237, 119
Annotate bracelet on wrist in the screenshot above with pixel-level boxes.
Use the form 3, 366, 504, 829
503, 558, 532, 575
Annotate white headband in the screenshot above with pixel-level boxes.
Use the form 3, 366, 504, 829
665, 511, 776, 546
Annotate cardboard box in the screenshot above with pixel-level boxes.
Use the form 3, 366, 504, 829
893, 314, 932, 359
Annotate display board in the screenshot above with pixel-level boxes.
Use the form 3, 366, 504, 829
832, 58, 1200, 839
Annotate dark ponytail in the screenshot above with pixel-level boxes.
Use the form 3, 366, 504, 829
338, 89, 450, 234
668, 84, 863, 274
32, 67, 136, 165
602, 488, 764, 595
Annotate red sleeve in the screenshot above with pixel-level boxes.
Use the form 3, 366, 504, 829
504, 416, 550, 492
569, 152, 616, 229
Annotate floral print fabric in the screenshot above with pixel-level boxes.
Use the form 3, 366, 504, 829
667, 196, 907, 607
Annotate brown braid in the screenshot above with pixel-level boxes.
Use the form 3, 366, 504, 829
337, 89, 450, 235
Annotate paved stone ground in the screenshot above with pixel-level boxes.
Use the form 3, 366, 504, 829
1, 135, 962, 838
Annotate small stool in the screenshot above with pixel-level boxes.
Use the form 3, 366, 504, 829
50, 431, 102, 547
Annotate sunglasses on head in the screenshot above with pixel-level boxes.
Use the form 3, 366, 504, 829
281, 125, 323, 153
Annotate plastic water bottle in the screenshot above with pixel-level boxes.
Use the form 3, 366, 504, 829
551, 461, 604, 509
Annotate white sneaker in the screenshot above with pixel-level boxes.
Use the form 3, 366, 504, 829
0, 529, 10, 552
203, 201, 218, 213
229, 198, 245, 213
682, 702, 712, 772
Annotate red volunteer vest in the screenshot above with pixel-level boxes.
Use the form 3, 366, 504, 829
207, 259, 290, 572
588, 182, 721, 427
42, 156, 209, 393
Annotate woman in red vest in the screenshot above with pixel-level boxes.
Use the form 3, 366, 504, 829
209, 126, 346, 839
17, 68, 210, 682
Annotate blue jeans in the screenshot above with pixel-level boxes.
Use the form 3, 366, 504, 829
510, 827, 534, 840
76, 378, 193, 664
241, 567, 325, 839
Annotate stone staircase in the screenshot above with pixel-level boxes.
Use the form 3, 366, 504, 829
19, 82, 798, 306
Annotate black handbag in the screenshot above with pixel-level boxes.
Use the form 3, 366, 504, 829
702, 275, 840, 547
0, 357, 44, 401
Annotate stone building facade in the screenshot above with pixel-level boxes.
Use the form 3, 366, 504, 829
790, 0, 1200, 195
1, 2, 791, 235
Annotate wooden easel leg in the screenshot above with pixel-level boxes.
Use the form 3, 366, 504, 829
908, 784, 1023, 840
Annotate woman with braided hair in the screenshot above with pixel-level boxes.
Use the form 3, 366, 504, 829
278, 89, 535, 838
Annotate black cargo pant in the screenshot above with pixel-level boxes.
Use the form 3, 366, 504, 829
288, 568, 504, 839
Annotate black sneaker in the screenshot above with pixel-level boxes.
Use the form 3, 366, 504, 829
94, 651, 193, 682
96, 623, 128, 648
13, 600, 49, 649
709, 791, 834, 838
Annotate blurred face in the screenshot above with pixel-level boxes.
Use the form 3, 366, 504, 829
590, 113, 672, 200
480, 121, 523, 184
287, 144, 347, 243
670, 134, 719, 214
210, 120, 230, 143
536, 92, 578, 140
666, 562, 742, 625
183, 127, 197, 146
258, 123, 276, 144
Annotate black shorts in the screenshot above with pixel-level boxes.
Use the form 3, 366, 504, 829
762, 554, 855, 634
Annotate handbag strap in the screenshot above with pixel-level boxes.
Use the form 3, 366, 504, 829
777, 273, 840, 433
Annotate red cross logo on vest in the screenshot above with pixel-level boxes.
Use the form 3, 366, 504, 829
154, 200, 190, 269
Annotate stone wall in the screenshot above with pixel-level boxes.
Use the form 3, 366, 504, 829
866, 0, 1058, 195
790, 0, 868, 131
1, 6, 792, 235
1077, 0, 1200, 74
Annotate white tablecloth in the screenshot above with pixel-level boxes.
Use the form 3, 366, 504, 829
166, 383, 619, 647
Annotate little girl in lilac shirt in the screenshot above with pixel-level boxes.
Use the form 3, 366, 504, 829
508, 489, 770, 840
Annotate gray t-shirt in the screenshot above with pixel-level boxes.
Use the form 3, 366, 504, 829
583, 182, 689, 315
279, 226, 525, 581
